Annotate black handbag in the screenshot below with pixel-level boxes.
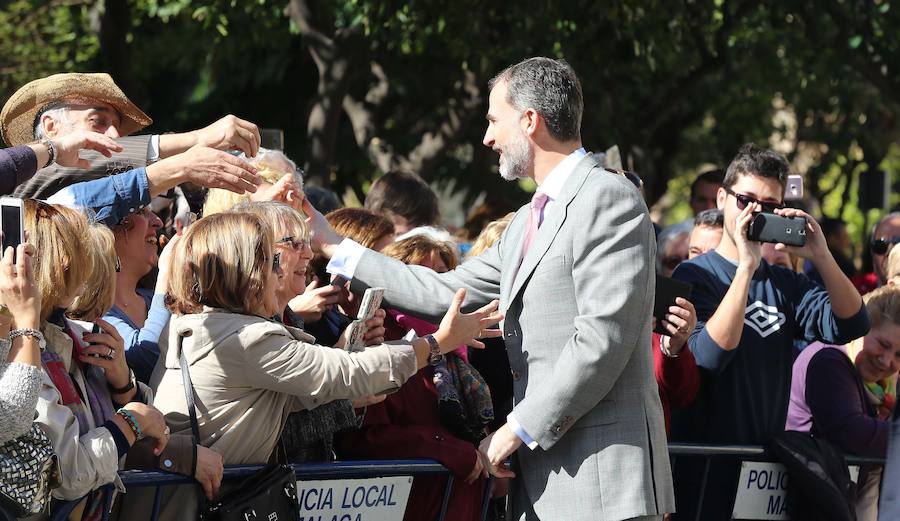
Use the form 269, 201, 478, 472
0, 422, 59, 517
178, 330, 299, 521
770, 430, 857, 521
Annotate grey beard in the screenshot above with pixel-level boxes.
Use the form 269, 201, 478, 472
498, 136, 531, 181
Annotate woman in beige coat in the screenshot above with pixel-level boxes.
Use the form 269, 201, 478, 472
150, 211, 500, 515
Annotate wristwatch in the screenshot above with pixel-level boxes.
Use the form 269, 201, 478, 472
423, 334, 443, 366
109, 368, 136, 394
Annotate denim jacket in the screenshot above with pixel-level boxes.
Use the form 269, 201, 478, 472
46, 167, 151, 226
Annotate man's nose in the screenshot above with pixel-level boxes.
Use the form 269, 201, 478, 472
482, 128, 493, 148
105, 125, 121, 138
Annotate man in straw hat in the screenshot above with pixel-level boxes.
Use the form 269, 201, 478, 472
1, 72, 263, 199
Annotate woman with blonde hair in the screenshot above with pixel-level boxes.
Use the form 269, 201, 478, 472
27, 200, 171, 519
151, 212, 499, 517
787, 285, 900, 520
201, 148, 302, 216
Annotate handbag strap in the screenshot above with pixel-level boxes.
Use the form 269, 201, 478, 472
177, 330, 208, 516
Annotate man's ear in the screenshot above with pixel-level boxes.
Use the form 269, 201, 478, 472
40, 114, 61, 139
521, 108, 539, 138
717, 186, 727, 210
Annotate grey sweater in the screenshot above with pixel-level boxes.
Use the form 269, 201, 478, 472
0, 339, 42, 444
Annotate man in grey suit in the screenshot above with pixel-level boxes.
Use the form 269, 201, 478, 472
309, 57, 674, 521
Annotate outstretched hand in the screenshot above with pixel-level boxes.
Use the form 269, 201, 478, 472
302, 197, 344, 258
53, 130, 124, 169
434, 289, 503, 352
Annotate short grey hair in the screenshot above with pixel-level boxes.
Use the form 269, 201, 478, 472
489, 57, 583, 142
33, 103, 71, 140
694, 208, 724, 229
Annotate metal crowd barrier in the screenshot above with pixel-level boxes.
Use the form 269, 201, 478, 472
119, 459, 482, 521
668, 443, 886, 521
119, 445, 886, 521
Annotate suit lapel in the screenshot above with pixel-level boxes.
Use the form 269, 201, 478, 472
506, 153, 600, 302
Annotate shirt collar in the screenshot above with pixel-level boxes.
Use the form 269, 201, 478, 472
537, 147, 587, 200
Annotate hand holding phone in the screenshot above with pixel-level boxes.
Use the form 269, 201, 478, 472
653, 275, 692, 335
344, 287, 384, 352
0, 197, 25, 263
747, 212, 807, 247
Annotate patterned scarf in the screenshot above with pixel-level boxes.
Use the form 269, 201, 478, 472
433, 353, 494, 444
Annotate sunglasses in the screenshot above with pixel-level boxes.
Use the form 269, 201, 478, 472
272, 252, 283, 275
871, 236, 900, 255
277, 236, 311, 251
726, 188, 784, 213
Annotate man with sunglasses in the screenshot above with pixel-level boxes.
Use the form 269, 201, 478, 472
670, 143, 870, 519
870, 213, 900, 286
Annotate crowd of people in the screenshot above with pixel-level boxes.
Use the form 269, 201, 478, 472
1, 59, 899, 521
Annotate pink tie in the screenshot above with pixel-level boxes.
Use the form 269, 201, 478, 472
521, 191, 549, 259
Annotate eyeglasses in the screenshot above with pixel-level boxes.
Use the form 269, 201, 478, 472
276, 236, 311, 251
662, 255, 685, 271
871, 236, 900, 255
272, 252, 283, 275
725, 188, 784, 213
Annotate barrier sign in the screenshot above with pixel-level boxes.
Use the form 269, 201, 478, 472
297, 476, 413, 521
732, 461, 790, 520
732, 461, 862, 520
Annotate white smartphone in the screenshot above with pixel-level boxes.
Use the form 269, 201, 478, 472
344, 288, 385, 352
785, 175, 804, 200
355, 287, 385, 321
0, 197, 25, 261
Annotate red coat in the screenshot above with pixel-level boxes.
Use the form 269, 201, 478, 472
653, 333, 701, 434
336, 364, 485, 521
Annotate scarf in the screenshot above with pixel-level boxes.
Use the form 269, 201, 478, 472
433, 353, 494, 444
847, 337, 897, 420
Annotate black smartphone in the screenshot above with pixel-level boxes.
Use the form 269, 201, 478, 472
0, 197, 25, 262
747, 212, 807, 247
654, 274, 692, 335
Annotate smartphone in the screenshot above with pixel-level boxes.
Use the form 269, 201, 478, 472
0, 197, 25, 262
654, 275, 692, 335
785, 175, 804, 201
747, 212, 807, 246
344, 287, 385, 352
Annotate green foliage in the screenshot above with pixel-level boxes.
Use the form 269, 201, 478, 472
2, 0, 900, 234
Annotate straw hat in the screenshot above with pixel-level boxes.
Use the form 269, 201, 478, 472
0, 72, 152, 146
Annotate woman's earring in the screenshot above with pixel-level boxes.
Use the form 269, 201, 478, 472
114, 256, 121, 273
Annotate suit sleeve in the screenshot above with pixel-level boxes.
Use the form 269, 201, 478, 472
511, 176, 656, 449
349, 227, 510, 322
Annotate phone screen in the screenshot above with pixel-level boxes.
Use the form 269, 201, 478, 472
1, 203, 22, 255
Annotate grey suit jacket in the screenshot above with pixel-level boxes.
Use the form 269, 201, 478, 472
351, 153, 674, 520
14, 134, 152, 199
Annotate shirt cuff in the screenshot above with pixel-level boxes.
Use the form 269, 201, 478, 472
507, 413, 539, 450
326, 238, 367, 281
147, 135, 161, 163
102, 420, 131, 459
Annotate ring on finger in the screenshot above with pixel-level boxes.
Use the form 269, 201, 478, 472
108, 347, 116, 358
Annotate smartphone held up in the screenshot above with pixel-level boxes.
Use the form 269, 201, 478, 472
0, 197, 25, 261
746, 212, 807, 247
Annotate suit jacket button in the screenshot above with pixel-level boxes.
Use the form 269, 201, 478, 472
511, 371, 520, 381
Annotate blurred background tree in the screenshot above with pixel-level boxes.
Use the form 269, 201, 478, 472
1, 0, 898, 240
